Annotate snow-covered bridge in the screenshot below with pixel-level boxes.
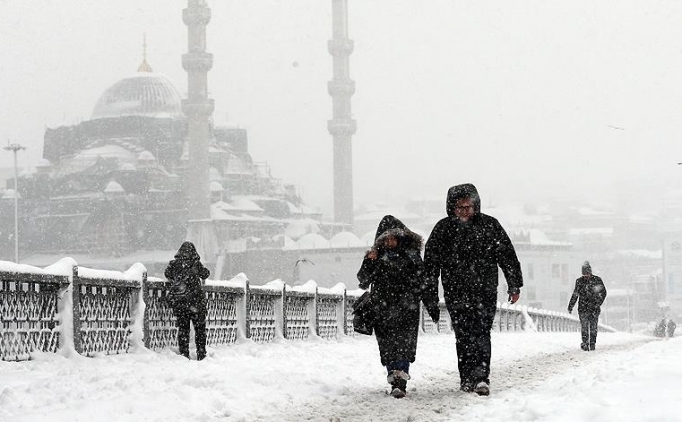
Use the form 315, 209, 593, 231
4, 259, 676, 422
1, 258, 609, 361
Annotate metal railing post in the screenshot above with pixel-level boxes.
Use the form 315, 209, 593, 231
71, 265, 82, 355
141, 271, 150, 349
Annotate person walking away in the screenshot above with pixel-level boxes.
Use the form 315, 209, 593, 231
424, 183, 523, 396
357, 215, 440, 399
568, 261, 607, 351
164, 241, 210, 360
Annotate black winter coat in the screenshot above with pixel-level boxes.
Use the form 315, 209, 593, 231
424, 184, 523, 308
164, 241, 210, 311
568, 275, 607, 316
357, 215, 438, 366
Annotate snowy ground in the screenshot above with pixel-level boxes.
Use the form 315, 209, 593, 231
1, 332, 680, 422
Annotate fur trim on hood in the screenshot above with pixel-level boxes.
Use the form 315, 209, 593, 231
373, 215, 423, 251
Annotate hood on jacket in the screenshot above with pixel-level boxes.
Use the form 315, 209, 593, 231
446, 183, 481, 217
373, 215, 423, 251
174, 241, 201, 261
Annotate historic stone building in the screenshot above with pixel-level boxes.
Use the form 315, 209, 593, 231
0, 59, 321, 261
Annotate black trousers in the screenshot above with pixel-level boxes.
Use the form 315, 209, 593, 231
447, 301, 497, 386
174, 304, 207, 358
579, 311, 600, 350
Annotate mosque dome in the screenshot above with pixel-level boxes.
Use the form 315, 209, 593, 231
104, 180, 125, 194
91, 70, 183, 120
137, 150, 156, 161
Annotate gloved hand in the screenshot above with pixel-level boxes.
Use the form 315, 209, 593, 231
508, 293, 520, 304
428, 306, 440, 323
567, 307, 572, 314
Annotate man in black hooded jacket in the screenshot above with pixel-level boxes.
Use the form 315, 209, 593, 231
568, 261, 607, 351
424, 183, 523, 396
164, 241, 210, 360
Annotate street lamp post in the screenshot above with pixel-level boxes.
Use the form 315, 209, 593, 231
3, 141, 26, 263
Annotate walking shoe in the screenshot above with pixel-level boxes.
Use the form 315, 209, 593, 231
473, 381, 490, 396
460, 381, 474, 393
589, 344, 596, 351
390, 386, 406, 399
580, 343, 589, 351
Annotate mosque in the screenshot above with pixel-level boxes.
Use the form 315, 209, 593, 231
4, 56, 327, 258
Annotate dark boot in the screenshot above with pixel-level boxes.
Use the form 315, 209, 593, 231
580, 343, 589, 351
387, 370, 409, 399
473, 381, 490, 396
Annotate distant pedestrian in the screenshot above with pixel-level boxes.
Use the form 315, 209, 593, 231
654, 318, 676, 338
568, 261, 607, 351
357, 215, 440, 399
424, 183, 523, 396
164, 241, 210, 360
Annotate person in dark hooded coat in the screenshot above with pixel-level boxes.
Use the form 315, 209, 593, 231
164, 241, 210, 360
568, 261, 607, 351
424, 183, 523, 396
357, 215, 440, 399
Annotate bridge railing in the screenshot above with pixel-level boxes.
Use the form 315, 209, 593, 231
0, 259, 612, 361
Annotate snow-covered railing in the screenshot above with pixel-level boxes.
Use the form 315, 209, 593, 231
73, 263, 146, 357
0, 263, 69, 361
420, 302, 614, 334
0, 259, 614, 361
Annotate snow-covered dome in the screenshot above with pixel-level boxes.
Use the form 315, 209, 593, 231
329, 231, 363, 248
91, 72, 182, 120
104, 181, 125, 193
137, 150, 156, 161
59, 144, 137, 174
297, 233, 330, 249
360, 231, 376, 247
285, 219, 321, 240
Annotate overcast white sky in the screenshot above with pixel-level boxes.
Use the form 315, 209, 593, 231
2, 0, 682, 215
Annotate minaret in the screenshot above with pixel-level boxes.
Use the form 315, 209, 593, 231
182, 0, 217, 259
328, 0, 356, 228
138, 33, 153, 73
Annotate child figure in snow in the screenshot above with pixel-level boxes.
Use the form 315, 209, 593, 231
357, 215, 440, 399
164, 241, 210, 360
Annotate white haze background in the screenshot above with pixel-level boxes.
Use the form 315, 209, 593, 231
2, 0, 682, 214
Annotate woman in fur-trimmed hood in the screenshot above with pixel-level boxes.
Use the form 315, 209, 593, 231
357, 215, 440, 398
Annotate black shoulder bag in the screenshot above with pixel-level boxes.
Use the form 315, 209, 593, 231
352, 291, 376, 335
